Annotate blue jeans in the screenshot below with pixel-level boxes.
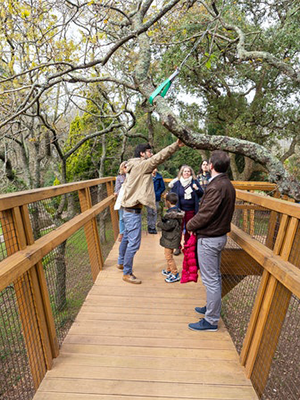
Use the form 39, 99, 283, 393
197, 235, 227, 325
118, 211, 142, 275
118, 208, 125, 235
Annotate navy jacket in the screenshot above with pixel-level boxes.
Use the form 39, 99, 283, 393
171, 179, 203, 213
153, 172, 166, 202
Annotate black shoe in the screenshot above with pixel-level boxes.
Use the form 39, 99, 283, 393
148, 228, 157, 234
173, 249, 181, 256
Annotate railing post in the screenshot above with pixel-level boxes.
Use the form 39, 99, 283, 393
240, 215, 297, 396
265, 190, 281, 249
20, 205, 59, 360
106, 179, 119, 241
78, 187, 103, 279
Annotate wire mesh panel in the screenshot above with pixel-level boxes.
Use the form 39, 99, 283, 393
221, 237, 263, 353
27, 193, 81, 242
95, 207, 115, 261
256, 294, 300, 400
41, 228, 93, 345
0, 211, 17, 262
0, 280, 37, 399
0, 220, 7, 262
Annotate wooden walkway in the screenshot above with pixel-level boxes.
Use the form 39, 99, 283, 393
34, 233, 258, 400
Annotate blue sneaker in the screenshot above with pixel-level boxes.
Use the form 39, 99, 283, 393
165, 273, 180, 283
195, 306, 207, 315
188, 318, 218, 332
162, 269, 171, 277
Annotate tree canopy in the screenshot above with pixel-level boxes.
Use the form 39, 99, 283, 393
0, 0, 300, 198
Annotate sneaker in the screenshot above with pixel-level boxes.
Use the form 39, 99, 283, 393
188, 318, 218, 332
195, 306, 207, 315
173, 249, 181, 256
148, 228, 157, 234
162, 269, 172, 276
165, 273, 180, 283
117, 264, 124, 270
123, 274, 142, 284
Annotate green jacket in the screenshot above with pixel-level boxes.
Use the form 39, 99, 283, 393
157, 207, 185, 249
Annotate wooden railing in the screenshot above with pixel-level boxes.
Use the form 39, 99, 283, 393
0, 179, 299, 399
222, 187, 300, 398
0, 177, 118, 395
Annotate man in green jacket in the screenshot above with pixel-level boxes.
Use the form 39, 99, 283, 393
118, 139, 184, 284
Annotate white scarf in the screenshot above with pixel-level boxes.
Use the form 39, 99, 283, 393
180, 176, 193, 200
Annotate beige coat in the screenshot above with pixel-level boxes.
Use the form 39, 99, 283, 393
122, 142, 179, 210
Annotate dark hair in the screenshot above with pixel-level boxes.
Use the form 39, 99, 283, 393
209, 151, 230, 173
198, 160, 209, 175
166, 192, 178, 205
134, 143, 152, 158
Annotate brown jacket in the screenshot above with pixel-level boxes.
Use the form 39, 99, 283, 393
186, 173, 236, 238
122, 142, 179, 209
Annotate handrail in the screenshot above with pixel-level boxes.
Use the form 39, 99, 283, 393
0, 179, 299, 400
0, 177, 115, 211
229, 225, 300, 298
0, 195, 114, 292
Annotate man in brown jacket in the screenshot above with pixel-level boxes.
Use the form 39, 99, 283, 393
186, 150, 236, 331
118, 139, 184, 284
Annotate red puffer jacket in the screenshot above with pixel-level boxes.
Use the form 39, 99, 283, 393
181, 234, 198, 283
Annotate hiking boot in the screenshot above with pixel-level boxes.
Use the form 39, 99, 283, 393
165, 273, 180, 283
195, 306, 207, 315
123, 274, 142, 284
188, 318, 218, 332
162, 269, 172, 277
117, 264, 123, 270
173, 249, 181, 256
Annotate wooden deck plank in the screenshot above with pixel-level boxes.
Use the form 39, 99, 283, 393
34, 232, 258, 400
36, 378, 258, 399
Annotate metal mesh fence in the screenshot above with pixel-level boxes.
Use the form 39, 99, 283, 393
0, 211, 17, 262
0, 274, 39, 400
222, 236, 262, 352
27, 192, 81, 241
0, 185, 116, 398
222, 201, 300, 400
261, 294, 300, 399
41, 228, 93, 345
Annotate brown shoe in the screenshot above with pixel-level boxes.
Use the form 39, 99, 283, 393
123, 274, 142, 284
117, 264, 123, 270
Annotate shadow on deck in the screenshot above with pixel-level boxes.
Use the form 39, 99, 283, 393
33, 232, 258, 400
